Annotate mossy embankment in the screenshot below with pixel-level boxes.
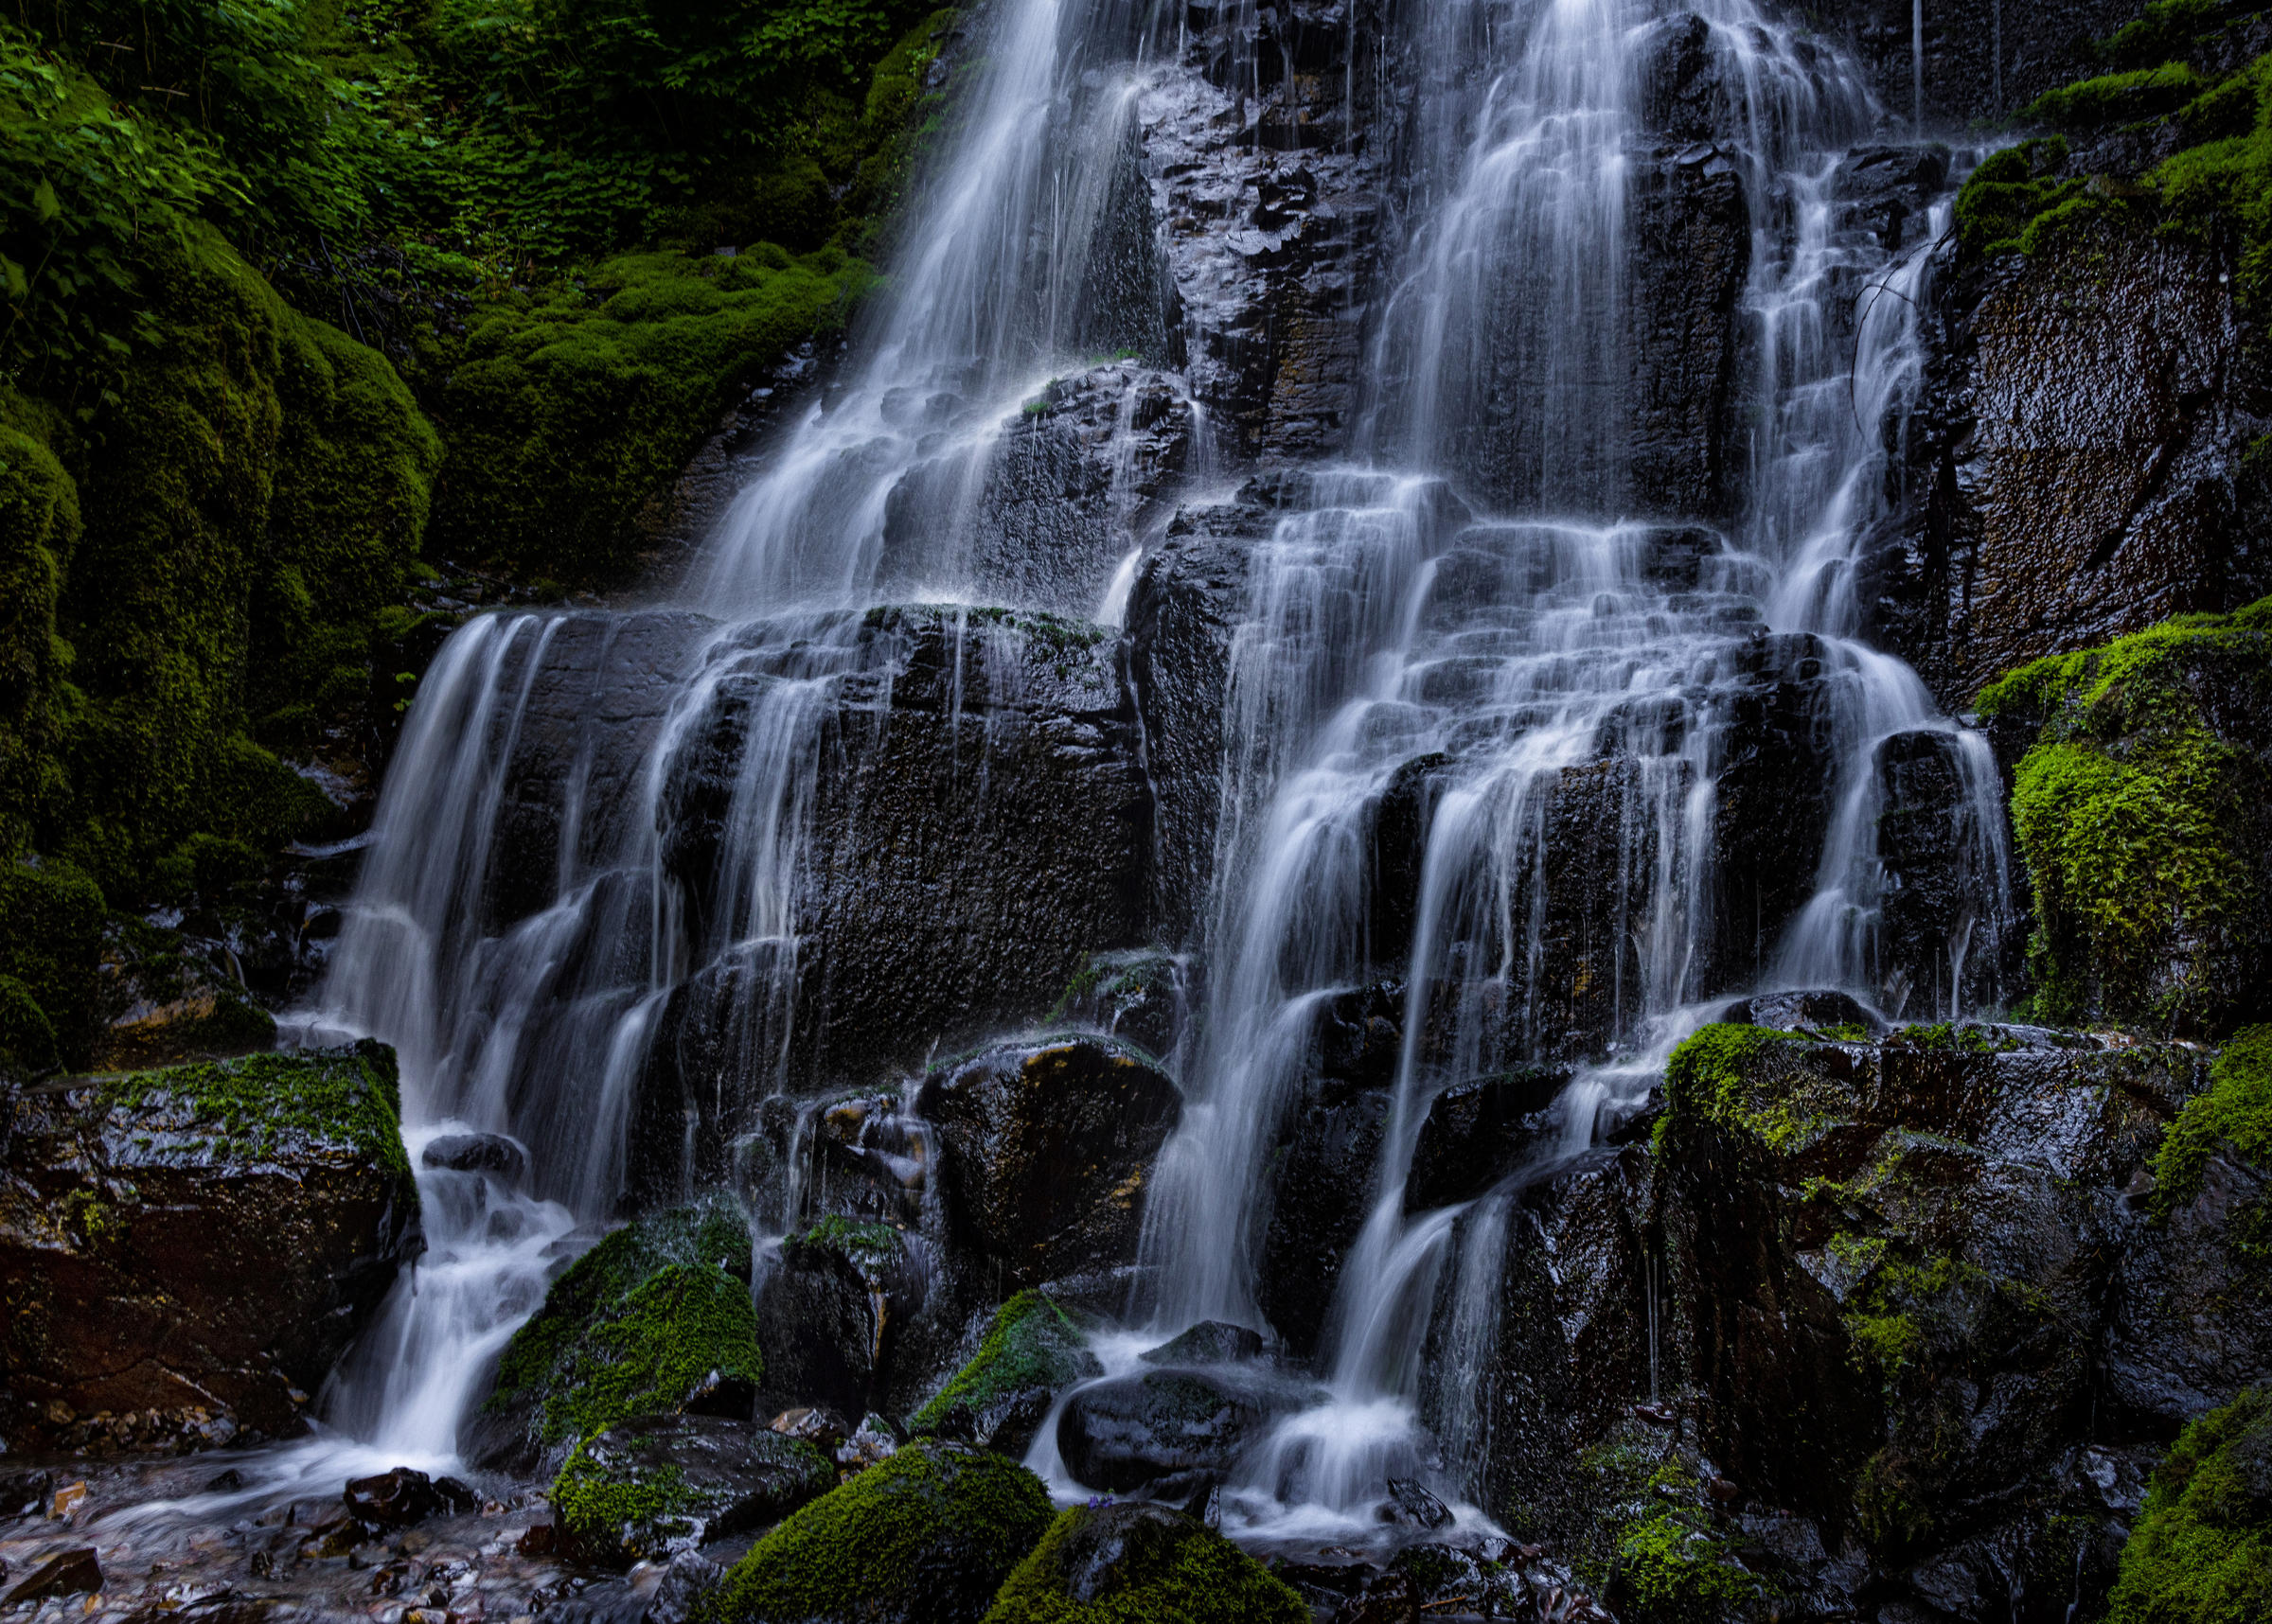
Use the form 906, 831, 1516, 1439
1, 3, 960, 1059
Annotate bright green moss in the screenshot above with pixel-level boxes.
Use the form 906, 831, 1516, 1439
96, 1043, 410, 1176
911, 1290, 1097, 1434
2099, 1, 2247, 71
1657, 1023, 1825, 1151
485, 1198, 760, 1455
2152, 1026, 2272, 1213
552, 1454, 701, 1556
1978, 600, 2272, 1031
1611, 1507, 1767, 1624
1953, 138, 2087, 258
981, 1504, 1309, 1624
705, 1439, 1055, 1624
2024, 64, 2211, 130
2107, 1386, 2272, 1624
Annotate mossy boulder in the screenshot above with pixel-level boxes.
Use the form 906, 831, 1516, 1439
0, 1041, 419, 1454
980, 1501, 1306, 1624
910, 1291, 1102, 1456
2152, 1025, 2272, 1214
470, 1197, 760, 1474
1979, 598, 2272, 1033
703, 1439, 1055, 1624
2108, 1386, 2272, 1624
552, 1411, 833, 1567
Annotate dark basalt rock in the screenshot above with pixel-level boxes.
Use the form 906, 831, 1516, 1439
915, 1039, 1181, 1292
1883, 221, 2272, 709
1381, 1477, 1453, 1531
0, 1549, 101, 1607
1259, 1065, 1391, 1359
1056, 1368, 1320, 1493
878, 364, 1192, 618
0, 1044, 420, 1456
421, 1133, 528, 1181
1127, 525, 1254, 946
1405, 1067, 1572, 1211
754, 1218, 927, 1421
344, 1467, 479, 1530
1138, 1321, 1266, 1367
554, 1413, 834, 1566
910, 1291, 1102, 1456
1872, 727, 2022, 1019
1832, 144, 1953, 254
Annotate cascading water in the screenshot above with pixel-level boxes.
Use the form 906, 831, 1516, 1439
169, 0, 2014, 1557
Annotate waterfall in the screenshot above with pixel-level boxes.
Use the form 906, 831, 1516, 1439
220, 0, 2014, 1544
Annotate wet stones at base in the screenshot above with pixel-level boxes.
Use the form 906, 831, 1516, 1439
1136, 1321, 1265, 1368
343, 1470, 478, 1531
550, 1413, 833, 1566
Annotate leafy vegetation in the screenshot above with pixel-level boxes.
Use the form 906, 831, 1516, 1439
0, 1, 961, 1051
2152, 1025, 2272, 1213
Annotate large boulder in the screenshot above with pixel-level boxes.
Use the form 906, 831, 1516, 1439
466, 1198, 759, 1475
552, 1412, 833, 1566
1055, 1366, 1320, 1494
703, 1439, 1056, 1624
981, 1501, 1308, 1624
914, 1039, 1181, 1291
753, 1215, 929, 1421
0, 1043, 419, 1455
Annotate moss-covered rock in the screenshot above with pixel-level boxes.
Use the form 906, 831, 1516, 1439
471, 1197, 760, 1474
703, 1439, 1055, 1624
2108, 1386, 2272, 1624
552, 1411, 834, 1567
0, 854, 104, 1070
980, 1501, 1306, 1624
0, 1040, 419, 1454
0, 402, 81, 860
1978, 598, 2272, 1033
2154, 1026, 2272, 1213
910, 1290, 1102, 1456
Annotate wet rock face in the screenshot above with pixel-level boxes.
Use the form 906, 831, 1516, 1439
1127, 525, 1254, 946
1145, 2, 1398, 462
1418, 1146, 1656, 1536
1642, 1022, 2272, 1616
1405, 1066, 1572, 1211
914, 1039, 1182, 1292
553, 1413, 834, 1566
877, 364, 1194, 619
638, 604, 1149, 1167
1884, 223, 2272, 709
0, 1045, 419, 1456
754, 1218, 927, 1421
1873, 727, 2022, 1019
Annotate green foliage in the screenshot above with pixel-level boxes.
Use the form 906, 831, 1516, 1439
424, 243, 865, 580
982, 1505, 1309, 1624
2100, 1, 2265, 71
2107, 1386, 2272, 1624
98, 1041, 409, 1174
705, 1439, 1055, 1624
2152, 1026, 2272, 1212
1952, 138, 2087, 258
485, 1198, 760, 1455
1977, 600, 2272, 1032
0, 853, 105, 1066
911, 1290, 1096, 1435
